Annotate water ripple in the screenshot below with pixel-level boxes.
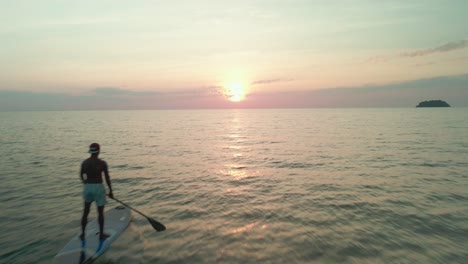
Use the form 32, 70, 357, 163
1, 109, 468, 263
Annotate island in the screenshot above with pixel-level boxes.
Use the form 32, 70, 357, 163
416, 100, 451, 107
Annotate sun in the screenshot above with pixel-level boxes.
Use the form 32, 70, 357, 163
223, 82, 248, 102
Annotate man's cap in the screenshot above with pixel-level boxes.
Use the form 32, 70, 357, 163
88, 143, 100, 154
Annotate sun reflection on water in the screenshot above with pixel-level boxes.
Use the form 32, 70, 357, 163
220, 166, 249, 180
223, 221, 269, 235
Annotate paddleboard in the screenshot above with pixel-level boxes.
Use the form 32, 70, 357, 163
54, 205, 131, 264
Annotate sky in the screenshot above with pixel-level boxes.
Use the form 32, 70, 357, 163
1, 0, 467, 110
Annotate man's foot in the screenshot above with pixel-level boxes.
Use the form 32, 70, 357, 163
99, 233, 110, 240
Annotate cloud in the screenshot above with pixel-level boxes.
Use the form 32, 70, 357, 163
251, 78, 294, 85
0, 88, 221, 111
401, 38, 468, 57
92, 87, 159, 96
243, 74, 468, 108
412, 56, 468, 67
93, 87, 131, 95
92, 87, 219, 98
1, 74, 468, 110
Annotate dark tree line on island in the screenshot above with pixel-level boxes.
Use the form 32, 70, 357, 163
416, 100, 451, 107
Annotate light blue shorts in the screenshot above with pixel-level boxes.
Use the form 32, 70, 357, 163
83, 184, 106, 206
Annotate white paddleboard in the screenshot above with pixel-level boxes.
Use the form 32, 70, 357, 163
54, 205, 131, 264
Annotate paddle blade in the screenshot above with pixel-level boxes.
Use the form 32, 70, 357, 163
148, 218, 166, 232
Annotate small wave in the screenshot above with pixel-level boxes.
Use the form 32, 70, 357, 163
231, 166, 247, 170
172, 208, 208, 220
421, 163, 447, 168
307, 183, 343, 192
113, 164, 145, 170
271, 161, 325, 169
361, 184, 385, 191
331, 201, 377, 210
384, 199, 417, 208
335, 241, 381, 259
113, 177, 151, 184
426, 193, 468, 202
0, 239, 45, 259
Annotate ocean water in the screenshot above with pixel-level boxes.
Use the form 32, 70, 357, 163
0, 108, 467, 264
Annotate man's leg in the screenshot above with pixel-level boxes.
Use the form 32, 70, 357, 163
80, 202, 91, 240
97, 205, 110, 239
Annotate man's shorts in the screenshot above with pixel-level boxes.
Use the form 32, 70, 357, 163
83, 183, 106, 206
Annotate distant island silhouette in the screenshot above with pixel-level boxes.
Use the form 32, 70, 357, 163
416, 100, 450, 107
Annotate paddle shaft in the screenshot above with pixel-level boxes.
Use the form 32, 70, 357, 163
111, 197, 150, 219
110, 196, 166, 232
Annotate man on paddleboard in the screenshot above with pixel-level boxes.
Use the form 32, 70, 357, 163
80, 143, 114, 241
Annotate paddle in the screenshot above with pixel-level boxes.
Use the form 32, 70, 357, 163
110, 196, 166, 232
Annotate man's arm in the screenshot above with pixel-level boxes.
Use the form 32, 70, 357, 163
80, 163, 86, 184
103, 162, 114, 198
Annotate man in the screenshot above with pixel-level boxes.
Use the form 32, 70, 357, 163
80, 143, 114, 241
